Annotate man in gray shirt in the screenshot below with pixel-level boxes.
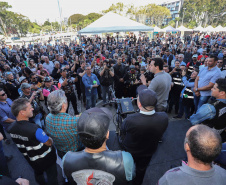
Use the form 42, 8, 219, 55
141, 58, 171, 112
158, 125, 226, 185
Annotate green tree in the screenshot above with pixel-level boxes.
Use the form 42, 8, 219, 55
181, 0, 226, 27
68, 14, 85, 25
102, 2, 124, 15
169, 20, 176, 27
43, 20, 51, 26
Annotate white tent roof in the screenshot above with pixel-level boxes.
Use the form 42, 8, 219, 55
153, 26, 161, 32
193, 25, 203, 31
161, 25, 179, 32
78, 12, 154, 34
214, 25, 225, 32
178, 26, 192, 32
203, 25, 214, 32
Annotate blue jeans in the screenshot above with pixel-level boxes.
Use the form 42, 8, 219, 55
178, 98, 191, 119
86, 94, 97, 110
31, 113, 44, 128
194, 95, 210, 112
101, 85, 110, 103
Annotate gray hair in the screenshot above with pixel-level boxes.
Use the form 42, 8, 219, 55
85, 64, 91, 70
47, 90, 67, 114
54, 61, 60, 65
179, 54, 184, 58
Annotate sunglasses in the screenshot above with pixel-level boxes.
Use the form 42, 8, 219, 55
218, 62, 223, 64
0, 93, 6, 96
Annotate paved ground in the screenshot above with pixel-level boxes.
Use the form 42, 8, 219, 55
2, 97, 191, 185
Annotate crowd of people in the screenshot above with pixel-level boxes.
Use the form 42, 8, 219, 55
0, 31, 226, 185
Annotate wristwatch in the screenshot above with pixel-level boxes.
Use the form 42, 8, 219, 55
195, 88, 198, 92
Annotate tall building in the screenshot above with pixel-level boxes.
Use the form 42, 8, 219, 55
161, 0, 184, 25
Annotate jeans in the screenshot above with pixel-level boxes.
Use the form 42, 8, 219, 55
101, 85, 110, 103
86, 94, 97, 110
65, 92, 79, 115
32, 113, 44, 128
178, 97, 192, 119
34, 162, 59, 185
0, 141, 10, 177
194, 95, 210, 112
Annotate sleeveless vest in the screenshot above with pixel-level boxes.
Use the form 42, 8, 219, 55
63, 150, 128, 185
182, 78, 195, 106
7, 121, 56, 172
203, 100, 226, 134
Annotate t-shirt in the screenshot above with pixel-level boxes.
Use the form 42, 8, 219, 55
158, 161, 226, 185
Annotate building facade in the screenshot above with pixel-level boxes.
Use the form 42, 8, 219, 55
161, 0, 184, 25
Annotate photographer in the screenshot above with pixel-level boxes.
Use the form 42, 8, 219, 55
20, 83, 45, 128
42, 76, 58, 105
124, 65, 139, 98
168, 61, 184, 114
99, 60, 114, 104
59, 68, 79, 115
113, 57, 127, 98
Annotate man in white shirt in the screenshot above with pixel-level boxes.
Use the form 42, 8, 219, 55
43, 56, 54, 75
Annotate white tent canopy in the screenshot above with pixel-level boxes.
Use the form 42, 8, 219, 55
78, 12, 154, 34
161, 25, 179, 32
193, 25, 204, 31
177, 26, 192, 32
153, 26, 161, 32
214, 25, 225, 32
203, 25, 214, 32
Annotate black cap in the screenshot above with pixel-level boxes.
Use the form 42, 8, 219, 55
78, 107, 112, 139
137, 85, 157, 108
44, 76, 52, 82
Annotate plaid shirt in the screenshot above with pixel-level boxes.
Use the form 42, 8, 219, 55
46, 113, 83, 153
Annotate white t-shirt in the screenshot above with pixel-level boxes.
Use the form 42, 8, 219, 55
43, 61, 54, 75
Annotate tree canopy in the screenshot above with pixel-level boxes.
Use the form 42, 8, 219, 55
181, 0, 226, 27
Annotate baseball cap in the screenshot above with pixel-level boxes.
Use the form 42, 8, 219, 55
192, 54, 198, 58
137, 85, 157, 108
78, 107, 112, 139
20, 83, 31, 89
44, 76, 52, 82
19, 76, 27, 83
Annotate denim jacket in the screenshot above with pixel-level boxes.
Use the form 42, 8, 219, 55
190, 99, 226, 125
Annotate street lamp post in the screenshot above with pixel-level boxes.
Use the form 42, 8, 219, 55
182, 8, 186, 26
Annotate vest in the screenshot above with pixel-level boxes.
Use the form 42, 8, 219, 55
172, 72, 184, 93
63, 150, 128, 185
203, 100, 226, 134
182, 78, 195, 106
7, 121, 56, 172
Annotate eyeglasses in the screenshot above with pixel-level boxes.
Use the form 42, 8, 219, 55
218, 62, 223, 64
0, 93, 6, 96
32, 77, 38, 79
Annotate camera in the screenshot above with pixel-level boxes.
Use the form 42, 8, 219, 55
75, 47, 83, 56
66, 71, 77, 79
176, 68, 181, 72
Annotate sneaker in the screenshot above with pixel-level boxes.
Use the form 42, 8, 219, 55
173, 115, 182, 119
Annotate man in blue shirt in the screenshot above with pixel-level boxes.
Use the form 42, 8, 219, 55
193, 55, 221, 111
0, 88, 16, 143
82, 65, 100, 110
190, 78, 226, 141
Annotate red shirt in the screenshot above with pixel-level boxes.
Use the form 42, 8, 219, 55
96, 56, 106, 64
197, 55, 208, 61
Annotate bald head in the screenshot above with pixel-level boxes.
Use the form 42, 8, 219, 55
185, 125, 222, 164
